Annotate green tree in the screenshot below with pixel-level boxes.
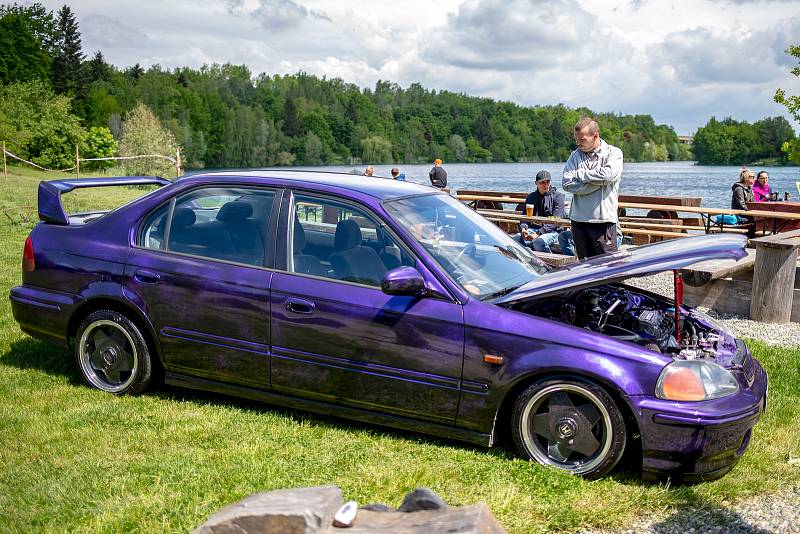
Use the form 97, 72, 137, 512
447, 134, 467, 161
119, 103, 179, 177
0, 13, 51, 83
51, 5, 83, 96
80, 126, 117, 170
774, 44, 800, 164
0, 80, 85, 169
360, 135, 392, 163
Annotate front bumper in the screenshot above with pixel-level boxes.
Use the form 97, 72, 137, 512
632, 357, 768, 481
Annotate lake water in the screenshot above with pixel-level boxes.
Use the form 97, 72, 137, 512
189, 161, 800, 209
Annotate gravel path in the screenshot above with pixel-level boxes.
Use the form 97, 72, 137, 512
583, 486, 800, 533
594, 272, 800, 533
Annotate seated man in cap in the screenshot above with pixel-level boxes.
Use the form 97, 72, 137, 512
516, 170, 571, 255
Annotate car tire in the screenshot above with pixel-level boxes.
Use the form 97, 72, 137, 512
511, 376, 626, 479
74, 309, 153, 395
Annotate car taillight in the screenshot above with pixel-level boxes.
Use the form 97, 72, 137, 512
23, 236, 35, 272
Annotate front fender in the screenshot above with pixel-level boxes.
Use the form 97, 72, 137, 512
457, 299, 670, 433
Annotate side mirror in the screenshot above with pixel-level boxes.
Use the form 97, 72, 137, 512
381, 266, 427, 297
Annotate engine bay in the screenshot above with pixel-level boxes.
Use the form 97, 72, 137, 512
513, 284, 723, 358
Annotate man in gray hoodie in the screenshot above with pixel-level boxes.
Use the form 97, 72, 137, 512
562, 117, 623, 259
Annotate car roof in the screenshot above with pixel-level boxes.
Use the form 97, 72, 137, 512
176, 170, 439, 201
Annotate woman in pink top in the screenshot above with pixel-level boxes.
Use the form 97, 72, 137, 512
752, 171, 771, 202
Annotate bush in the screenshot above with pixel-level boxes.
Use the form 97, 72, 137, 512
0, 80, 85, 169
118, 103, 179, 178
80, 126, 117, 171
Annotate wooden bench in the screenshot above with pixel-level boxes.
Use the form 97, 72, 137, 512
679, 250, 757, 287
750, 229, 800, 323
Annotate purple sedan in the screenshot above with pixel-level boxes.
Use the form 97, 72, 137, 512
11, 171, 767, 480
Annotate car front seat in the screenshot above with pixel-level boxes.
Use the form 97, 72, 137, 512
329, 219, 387, 285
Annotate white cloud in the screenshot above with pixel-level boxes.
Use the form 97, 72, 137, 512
48, 0, 800, 133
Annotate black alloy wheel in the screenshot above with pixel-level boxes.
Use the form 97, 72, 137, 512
75, 309, 153, 395
511, 376, 626, 478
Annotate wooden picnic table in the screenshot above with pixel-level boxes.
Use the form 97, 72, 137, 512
458, 194, 800, 237
476, 209, 696, 240
746, 201, 800, 234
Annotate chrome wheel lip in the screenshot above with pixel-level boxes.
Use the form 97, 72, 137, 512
520, 383, 614, 475
78, 319, 138, 393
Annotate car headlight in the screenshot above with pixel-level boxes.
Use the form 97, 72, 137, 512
655, 360, 739, 401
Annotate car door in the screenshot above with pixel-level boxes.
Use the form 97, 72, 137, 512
269, 191, 465, 424
125, 185, 279, 389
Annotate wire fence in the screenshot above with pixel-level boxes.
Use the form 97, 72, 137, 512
2, 142, 182, 181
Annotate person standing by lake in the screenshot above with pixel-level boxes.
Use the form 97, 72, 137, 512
752, 171, 771, 202
429, 158, 447, 188
390, 167, 406, 181
562, 117, 623, 259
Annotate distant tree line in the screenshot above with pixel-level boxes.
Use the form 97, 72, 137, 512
692, 116, 796, 166
0, 3, 794, 173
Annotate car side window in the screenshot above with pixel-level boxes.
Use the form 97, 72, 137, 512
289, 194, 414, 286
140, 187, 275, 266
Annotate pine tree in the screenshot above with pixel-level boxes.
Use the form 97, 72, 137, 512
51, 4, 83, 95
86, 50, 111, 84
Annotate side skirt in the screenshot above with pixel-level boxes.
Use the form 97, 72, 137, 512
165, 372, 492, 447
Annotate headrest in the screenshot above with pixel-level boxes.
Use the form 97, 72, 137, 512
217, 201, 253, 221
334, 219, 362, 251
172, 207, 196, 228
293, 219, 306, 251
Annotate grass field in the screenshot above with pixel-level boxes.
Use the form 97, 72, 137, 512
0, 165, 798, 533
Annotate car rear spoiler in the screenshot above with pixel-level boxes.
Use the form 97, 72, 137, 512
38, 176, 172, 225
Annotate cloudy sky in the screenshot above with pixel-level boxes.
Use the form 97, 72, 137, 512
48, 0, 800, 134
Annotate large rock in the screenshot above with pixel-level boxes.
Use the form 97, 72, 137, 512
192, 486, 343, 534
193, 486, 507, 533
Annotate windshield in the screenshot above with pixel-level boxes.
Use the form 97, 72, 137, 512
383, 193, 549, 299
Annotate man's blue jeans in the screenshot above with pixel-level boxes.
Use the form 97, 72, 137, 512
517, 231, 572, 255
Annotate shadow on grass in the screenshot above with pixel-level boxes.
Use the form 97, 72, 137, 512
1, 336, 493, 458
2, 337, 80, 382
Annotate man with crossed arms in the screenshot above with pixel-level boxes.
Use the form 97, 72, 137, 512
562, 117, 623, 259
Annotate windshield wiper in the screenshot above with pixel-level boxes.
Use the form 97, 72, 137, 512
480, 284, 523, 301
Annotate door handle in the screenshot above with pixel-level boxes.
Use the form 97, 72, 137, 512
133, 269, 160, 284
284, 297, 315, 315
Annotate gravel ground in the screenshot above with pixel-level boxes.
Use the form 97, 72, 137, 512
624, 272, 800, 348
594, 272, 800, 533
582, 486, 800, 533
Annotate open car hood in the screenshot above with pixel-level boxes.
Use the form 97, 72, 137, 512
492, 234, 748, 305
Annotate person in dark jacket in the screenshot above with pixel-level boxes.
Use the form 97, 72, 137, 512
516, 170, 572, 254
731, 169, 755, 211
729, 169, 756, 236
429, 159, 447, 188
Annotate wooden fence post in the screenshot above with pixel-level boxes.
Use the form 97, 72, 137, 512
176, 147, 181, 177
75, 144, 80, 178
750, 234, 800, 323
3, 141, 7, 182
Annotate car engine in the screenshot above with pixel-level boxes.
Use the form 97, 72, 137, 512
517, 284, 721, 356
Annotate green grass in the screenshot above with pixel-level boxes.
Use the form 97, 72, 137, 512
0, 165, 799, 532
